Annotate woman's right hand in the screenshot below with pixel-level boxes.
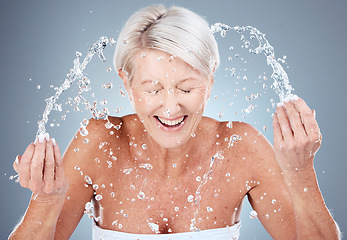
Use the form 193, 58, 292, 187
13, 133, 68, 196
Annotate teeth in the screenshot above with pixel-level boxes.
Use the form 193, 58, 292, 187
158, 116, 185, 126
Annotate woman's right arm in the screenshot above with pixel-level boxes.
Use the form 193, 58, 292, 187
9, 129, 97, 239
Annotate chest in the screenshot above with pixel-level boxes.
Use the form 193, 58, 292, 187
91, 154, 252, 234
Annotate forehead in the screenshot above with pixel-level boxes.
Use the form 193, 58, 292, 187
132, 49, 202, 79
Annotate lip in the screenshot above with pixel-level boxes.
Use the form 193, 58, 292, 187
154, 115, 187, 132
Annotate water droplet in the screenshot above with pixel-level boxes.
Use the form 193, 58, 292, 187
228, 134, 241, 147
304, 188, 308, 192
142, 144, 147, 150
95, 194, 103, 201
106, 66, 112, 72
271, 199, 276, 204
137, 190, 145, 199
123, 168, 133, 174
250, 210, 258, 219
37, 85, 41, 90
139, 163, 153, 170
100, 99, 107, 105
242, 105, 254, 114
119, 90, 126, 97
196, 176, 201, 182
104, 121, 113, 129
187, 195, 194, 202
207, 207, 213, 212
218, 112, 223, 118
102, 83, 113, 89
175, 206, 179, 212
148, 222, 159, 234
109, 38, 116, 46
84, 175, 92, 185
83, 138, 89, 143
265, 214, 270, 219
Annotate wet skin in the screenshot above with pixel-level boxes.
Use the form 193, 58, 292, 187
55, 50, 295, 237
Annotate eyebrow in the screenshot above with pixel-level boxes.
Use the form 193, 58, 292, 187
140, 80, 158, 85
177, 77, 200, 84
140, 77, 200, 85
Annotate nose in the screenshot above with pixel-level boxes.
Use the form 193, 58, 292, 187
161, 88, 181, 118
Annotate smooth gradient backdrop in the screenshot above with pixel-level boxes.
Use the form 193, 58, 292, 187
1, 0, 346, 239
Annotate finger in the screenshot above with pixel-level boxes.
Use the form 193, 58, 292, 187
273, 113, 284, 145
30, 134, 46, 194
283, 100, 307, 138
18, 143, 35, 188
276, 105, 293, 141
43, 138, 55, 193
292, 97, 320, 141
53, 138, 65, 190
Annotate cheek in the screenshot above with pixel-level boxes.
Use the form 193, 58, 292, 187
132, 91, 160, 114
179, 89, 208, 112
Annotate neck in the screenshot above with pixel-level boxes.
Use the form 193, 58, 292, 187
145, 134, 196, 179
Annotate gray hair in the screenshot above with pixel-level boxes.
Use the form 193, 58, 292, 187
114, 4, 220, 83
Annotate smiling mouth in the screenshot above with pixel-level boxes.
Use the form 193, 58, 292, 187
155, 115, 187, 128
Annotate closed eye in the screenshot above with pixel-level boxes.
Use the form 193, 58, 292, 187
148, 89, 162, 95
179, 89, 191, 94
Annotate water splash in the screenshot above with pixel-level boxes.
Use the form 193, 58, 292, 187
36, 36, 109, 136
211, 23, 294, 103
190, 151, 224, 232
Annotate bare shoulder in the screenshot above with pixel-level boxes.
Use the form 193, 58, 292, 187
214, 120, 276, 176
62, 117, 125, 176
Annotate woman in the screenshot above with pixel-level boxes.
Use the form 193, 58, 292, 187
9, 4, 340, 240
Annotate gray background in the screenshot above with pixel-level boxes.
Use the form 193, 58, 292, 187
1, 0, 346, 239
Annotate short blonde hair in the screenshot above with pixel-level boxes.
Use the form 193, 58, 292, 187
114, 4, 220, 82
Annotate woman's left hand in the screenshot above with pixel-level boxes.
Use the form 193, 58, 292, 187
272, 95, 322, 174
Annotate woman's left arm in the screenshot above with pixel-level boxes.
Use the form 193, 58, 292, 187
273, 96, 341, 239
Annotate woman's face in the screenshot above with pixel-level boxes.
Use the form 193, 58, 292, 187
123, 49, 213, 149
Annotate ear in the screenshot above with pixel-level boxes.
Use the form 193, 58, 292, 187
118, 69, 129, 88
205, 75, 214, 101
118, 69, 134, 103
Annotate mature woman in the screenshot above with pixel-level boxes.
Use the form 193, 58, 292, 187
9, 4, 340, 240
